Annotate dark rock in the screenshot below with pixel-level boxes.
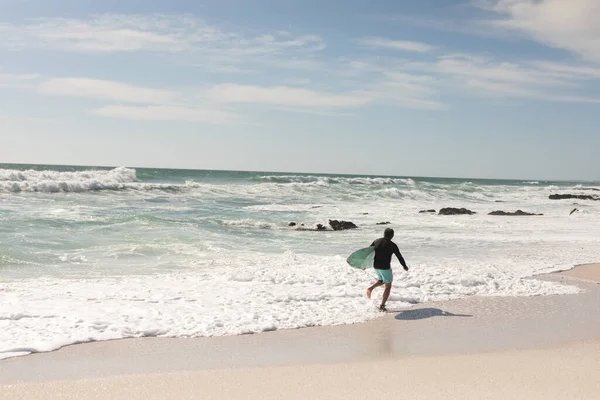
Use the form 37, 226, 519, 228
288, 222, 297, 227
419, 209, 436, 213
328, 220, 358, 231
362, 213, 369, 215
311, 206, 322, 209
569, 208, 578, 215
549, 194, 599, 201
376, 222, 391, 225
316, 224, 327, 231
439, 208, 475, 215
488, 210, 543, 216
495, 200, 504, 203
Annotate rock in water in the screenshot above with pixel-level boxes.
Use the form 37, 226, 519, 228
376, 222, 391, 225
549, 194, 599, 201
488, 210, 542, 216
438, 208, 475, 215
328, 220, 358, 230
419, 209, 436, 213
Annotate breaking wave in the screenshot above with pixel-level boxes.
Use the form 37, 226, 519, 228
0, 167, 138, 193
254, 175, 415, 185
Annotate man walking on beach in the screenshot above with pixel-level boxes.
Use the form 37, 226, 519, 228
367, 228, 409, 312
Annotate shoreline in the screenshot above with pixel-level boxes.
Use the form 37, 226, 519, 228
1, 264, 599, 398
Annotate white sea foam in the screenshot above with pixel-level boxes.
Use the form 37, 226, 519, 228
219, 219, 277, 229
0, 250, 585, 360
1, 167, 600, 360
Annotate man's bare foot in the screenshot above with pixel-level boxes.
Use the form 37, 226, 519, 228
366, 288, 372, 299
379, 305, 387, 312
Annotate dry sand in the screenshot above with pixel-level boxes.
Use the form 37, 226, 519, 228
1, 265, 599, 400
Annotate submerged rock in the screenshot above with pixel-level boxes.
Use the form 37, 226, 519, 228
288, 222, 297, 227
488, 210, 543, 216
316, 224, 327, 231
376, 222, 391, 225
328, 220, 358, 231
549, 194, 599, 201
438, 208, 475, 215
419, 209, 436, 213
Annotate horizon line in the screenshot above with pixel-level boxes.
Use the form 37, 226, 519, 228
0, 161, 597, 183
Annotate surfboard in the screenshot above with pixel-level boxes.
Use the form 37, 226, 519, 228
346, 247, 375, 269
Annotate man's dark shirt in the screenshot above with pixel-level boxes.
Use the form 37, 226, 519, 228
370, 237, 407, 270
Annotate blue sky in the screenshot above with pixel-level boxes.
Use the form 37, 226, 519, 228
0, 0, 599, 180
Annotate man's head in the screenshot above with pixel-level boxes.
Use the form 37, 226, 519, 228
384, 228, 394, 239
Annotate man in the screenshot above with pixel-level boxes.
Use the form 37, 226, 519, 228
366, 228, 409, 311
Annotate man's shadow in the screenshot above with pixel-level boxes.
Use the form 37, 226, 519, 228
394, 308, 472, 320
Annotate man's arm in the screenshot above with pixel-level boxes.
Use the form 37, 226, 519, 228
393, 244, 409, 271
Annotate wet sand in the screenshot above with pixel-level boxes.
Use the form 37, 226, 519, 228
558, 263, 600, 282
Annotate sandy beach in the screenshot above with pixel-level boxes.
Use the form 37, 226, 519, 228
1, 264, 599, 399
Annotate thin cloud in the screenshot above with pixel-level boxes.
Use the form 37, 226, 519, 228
38, 78, 178, 104
0, 72, 42, 89
358, 37, 434, 53
208, 84, 372, 108
349, 53, 600, 105
531, 61, 600, 79
0, 14, 325, 64
347, 61, 445, 109
94, 105, 240, 124
434, 54, 570, 86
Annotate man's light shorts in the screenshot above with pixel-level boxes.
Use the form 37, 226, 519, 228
375, 268, 393, 283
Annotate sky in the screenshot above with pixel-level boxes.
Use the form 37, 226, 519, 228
0, 0, 599, 180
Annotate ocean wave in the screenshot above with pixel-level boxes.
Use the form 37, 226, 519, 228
254, 175, 413, 185
0, 167, 138, 193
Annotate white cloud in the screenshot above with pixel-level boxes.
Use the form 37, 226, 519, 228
0, 14, 325, 70
94, 105, 239, 124
0, 73, 41, 81
358, 37, 433, 53
208, 84, 372, 107
434, 54, 568, 86
531, 61, 600, 79
481, 0, 600, 63
347, 61, 445, 109
436, 55, 600, 101
350, 53, 600, 105
38, 78, 178, 104
0, 72, 42, 89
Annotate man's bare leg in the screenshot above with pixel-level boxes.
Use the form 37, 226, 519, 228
366, 280, 384, 299
380, 283, 392, 310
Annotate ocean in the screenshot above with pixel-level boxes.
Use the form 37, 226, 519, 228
1, 164, 599, 359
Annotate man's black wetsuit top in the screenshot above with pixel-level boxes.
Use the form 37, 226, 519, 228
370, 237, 407, 270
